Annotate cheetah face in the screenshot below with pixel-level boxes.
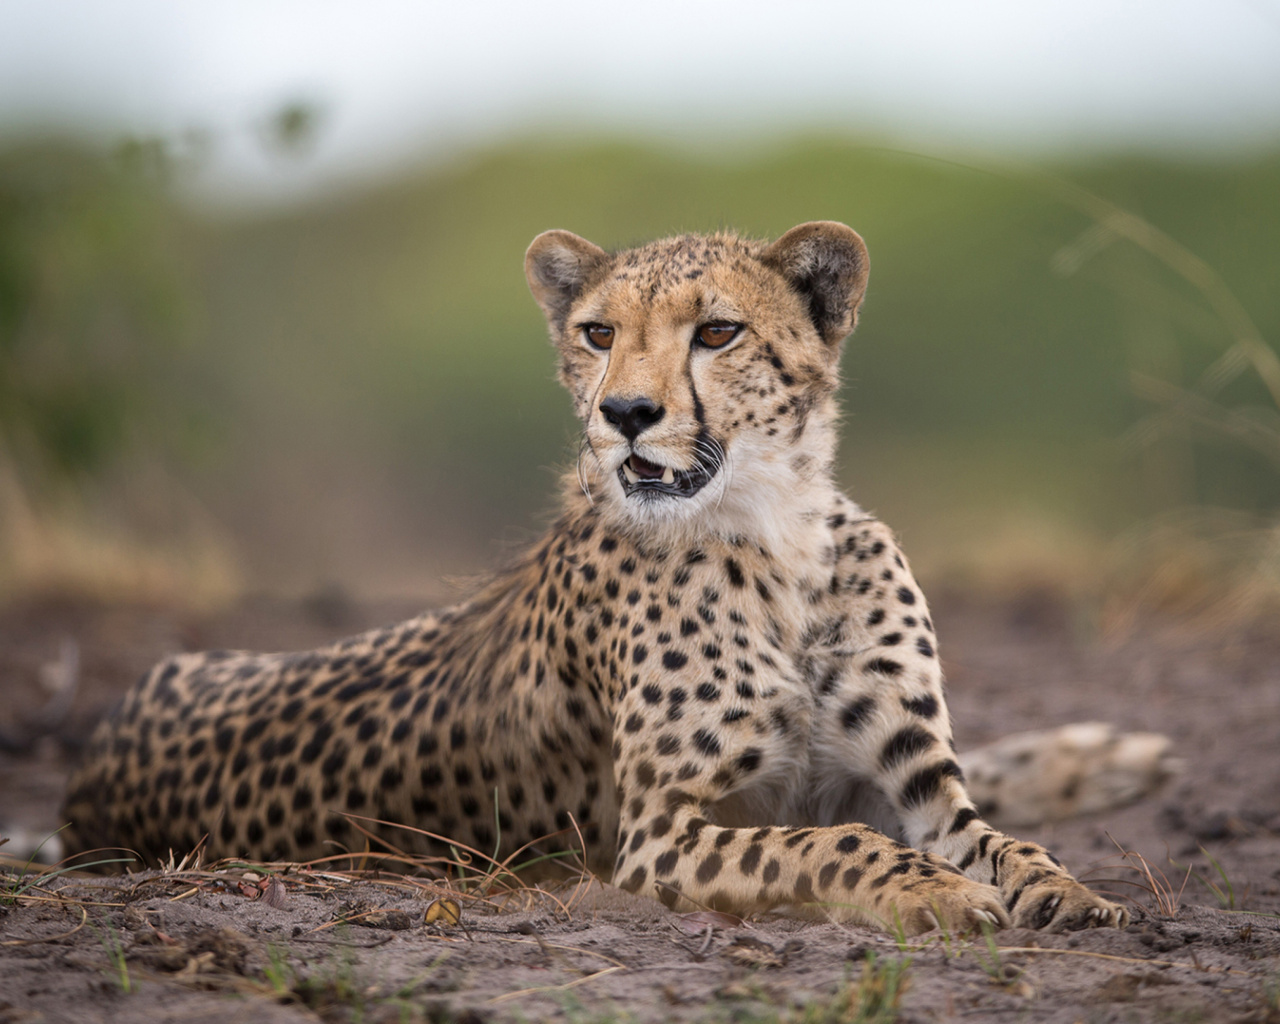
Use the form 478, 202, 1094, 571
525, 222, 869, 528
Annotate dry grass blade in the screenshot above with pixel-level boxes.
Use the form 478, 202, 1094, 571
334, 812, 594, 919
0, 903, 87, 946
1106, 833, 1192, 917
1039, 173, 1280, 409
1127, 374, 1280, 470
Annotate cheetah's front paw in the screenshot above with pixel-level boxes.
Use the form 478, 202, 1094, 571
1007, 873, 1128, 931
890, 872, 1011, 936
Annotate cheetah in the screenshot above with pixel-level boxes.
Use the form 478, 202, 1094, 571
64, 221, 1165, 934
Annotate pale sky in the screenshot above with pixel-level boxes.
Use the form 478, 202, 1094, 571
2, 0, 1278, 203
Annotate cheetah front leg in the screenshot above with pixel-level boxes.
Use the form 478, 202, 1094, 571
821, 521, 1128, 931
609, 678, 1010, 935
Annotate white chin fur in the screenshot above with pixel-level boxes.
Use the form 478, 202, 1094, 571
587, 425, 835, 555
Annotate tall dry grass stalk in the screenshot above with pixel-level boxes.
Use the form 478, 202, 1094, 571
1043, 171, 1280, 633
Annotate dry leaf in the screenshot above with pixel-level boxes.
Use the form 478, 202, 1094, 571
424, 898, 462, 926
261, 876, 288, 909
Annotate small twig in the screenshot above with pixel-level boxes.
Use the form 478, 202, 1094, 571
697, 923, 715, 956
487, 965, 626, 1005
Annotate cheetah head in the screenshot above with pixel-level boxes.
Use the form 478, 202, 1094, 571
525, 222, 868, 535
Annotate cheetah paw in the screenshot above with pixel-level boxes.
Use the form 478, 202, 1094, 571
1008, 876, 1129, 931
893, 875, 1011, 936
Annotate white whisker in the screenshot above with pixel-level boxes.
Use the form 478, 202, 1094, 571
576, 438, 596, 505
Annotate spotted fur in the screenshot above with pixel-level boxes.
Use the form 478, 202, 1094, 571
64, 222, 1130, 935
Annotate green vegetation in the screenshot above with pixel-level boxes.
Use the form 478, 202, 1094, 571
3, 135, 1278, 598
88, 915, 132, 994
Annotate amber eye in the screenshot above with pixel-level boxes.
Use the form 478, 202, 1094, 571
695, 322, 741, 349
584, 324, 614, 350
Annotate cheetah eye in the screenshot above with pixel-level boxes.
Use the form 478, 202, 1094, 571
583, 324, 614, 350
695, 322, 742, 349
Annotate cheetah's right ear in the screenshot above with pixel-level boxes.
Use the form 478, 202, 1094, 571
525, 230, 609, 334
762, 221, 870, 347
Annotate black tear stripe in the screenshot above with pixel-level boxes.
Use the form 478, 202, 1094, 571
690, 378, 706, 428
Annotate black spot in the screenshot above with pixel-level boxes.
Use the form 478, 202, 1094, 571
896, 586, 916, 605
916, 636, 935, 658
864, 657, 903, 678
725, 559, 745, 588
880, 726, 934, 769
901, 694, 939, 718
215, 726, 236, 753
762, 859, 781, 884
836, 834, 861, 854
655, 849, 679, 875
901, 760, 964, 809
692, 729, 721, 756
662, 650, 688, 671
641, 684, 662, 704
695, 853, 723, 883
841, 696, 876, 732
866, 609, 885, 626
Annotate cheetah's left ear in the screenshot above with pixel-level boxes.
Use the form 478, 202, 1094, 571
762, 221, 869, 346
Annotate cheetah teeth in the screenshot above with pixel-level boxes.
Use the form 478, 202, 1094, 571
621, 460, 676, 485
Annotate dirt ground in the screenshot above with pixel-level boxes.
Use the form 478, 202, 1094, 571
1, 590, 1279, 1024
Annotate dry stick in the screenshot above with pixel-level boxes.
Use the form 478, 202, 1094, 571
487, 965, 627, 1006
10, 890, 125, 909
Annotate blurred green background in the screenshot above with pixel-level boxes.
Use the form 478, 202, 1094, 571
3, 132, 1278, 607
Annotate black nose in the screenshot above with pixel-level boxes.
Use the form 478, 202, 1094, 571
599, 396, 665, 442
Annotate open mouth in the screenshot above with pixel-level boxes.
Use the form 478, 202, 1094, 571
618, 452, 717, 499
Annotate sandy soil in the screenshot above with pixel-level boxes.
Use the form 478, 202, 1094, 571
2, 591, 1279, 1024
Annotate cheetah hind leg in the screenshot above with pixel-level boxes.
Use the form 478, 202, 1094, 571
959, 722, 1181, 828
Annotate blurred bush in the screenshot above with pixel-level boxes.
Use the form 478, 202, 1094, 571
0, 139, 234, 604
0, 139, 197, 478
